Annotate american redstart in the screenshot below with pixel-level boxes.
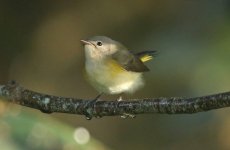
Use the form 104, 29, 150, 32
81, 36, 156, 100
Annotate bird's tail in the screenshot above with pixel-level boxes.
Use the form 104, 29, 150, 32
136, 50, 158, 62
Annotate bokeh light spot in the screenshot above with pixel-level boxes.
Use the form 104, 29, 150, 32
73, 127, 90, 145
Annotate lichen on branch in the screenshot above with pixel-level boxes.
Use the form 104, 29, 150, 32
1, 80, 230, 120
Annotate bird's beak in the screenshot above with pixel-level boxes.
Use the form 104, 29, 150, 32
80, 40, 91, 45
80, 40, 96, 48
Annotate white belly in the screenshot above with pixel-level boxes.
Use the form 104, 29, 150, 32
85, 61, 144, 94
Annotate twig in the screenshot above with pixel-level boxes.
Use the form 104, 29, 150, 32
0, 80, 230, 120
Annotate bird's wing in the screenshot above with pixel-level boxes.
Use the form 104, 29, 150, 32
111, 50, 150, 72
135, 50, 157, 62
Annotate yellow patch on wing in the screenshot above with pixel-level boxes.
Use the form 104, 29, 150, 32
140, 55, 153, 62
107, 59, 126, 77
107, 60, 126, 71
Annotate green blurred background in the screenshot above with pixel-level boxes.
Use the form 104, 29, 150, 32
1, 0, 230, 150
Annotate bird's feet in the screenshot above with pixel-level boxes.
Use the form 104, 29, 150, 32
117, 96, 123, 101
120, 113, 136, 119
83, 93, 103, 120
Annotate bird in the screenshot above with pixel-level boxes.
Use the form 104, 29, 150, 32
80, 36, 156, 100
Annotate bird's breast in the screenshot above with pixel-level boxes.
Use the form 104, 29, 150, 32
85, 59, 144, 94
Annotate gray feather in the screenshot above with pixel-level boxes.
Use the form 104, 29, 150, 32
111, 49, 150, 72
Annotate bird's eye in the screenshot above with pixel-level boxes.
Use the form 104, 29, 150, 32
97, 41, 102, 46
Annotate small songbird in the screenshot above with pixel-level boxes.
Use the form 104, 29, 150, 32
81, 36, 156, 100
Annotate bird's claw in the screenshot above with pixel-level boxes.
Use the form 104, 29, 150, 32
117, 96, 123, 101
83, 99, 97, 120
83, 94, 103, 120
120, 113, 136, 119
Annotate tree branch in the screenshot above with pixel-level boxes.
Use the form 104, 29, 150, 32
0, 80, 230, 120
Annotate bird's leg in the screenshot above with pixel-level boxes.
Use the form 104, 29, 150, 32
87, 93, 103, 107
84, 93, 103, 120
94, 93, 103, 101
